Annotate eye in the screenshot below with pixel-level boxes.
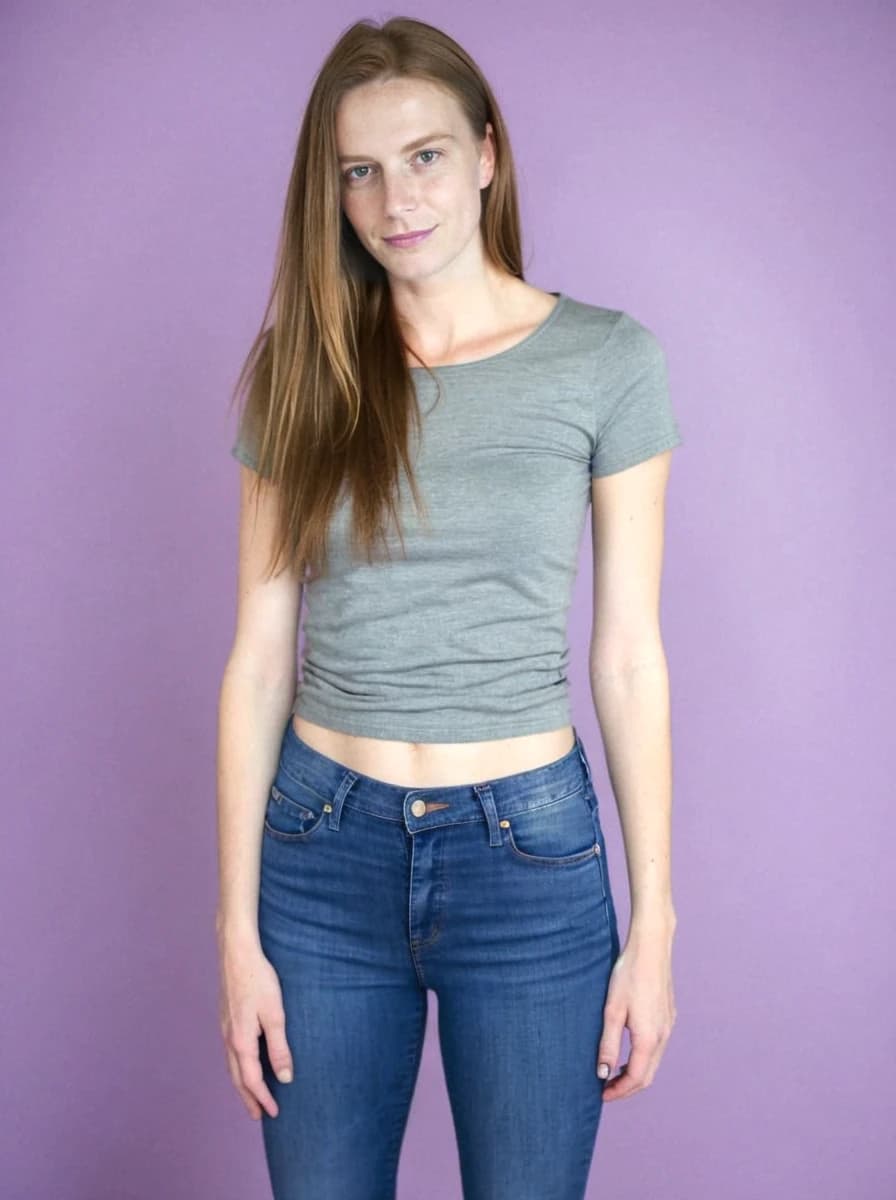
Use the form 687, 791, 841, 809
342, 148, 443, 185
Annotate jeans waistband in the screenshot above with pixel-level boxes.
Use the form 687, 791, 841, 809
276, 719, 596, 833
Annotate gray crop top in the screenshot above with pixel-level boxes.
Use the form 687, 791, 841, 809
230, 292, 683, 742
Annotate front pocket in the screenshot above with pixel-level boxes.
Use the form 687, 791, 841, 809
503, 785, 601, 867
263, 779, 327, 842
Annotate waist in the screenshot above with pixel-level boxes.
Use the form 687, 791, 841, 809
292, 714, 578, 789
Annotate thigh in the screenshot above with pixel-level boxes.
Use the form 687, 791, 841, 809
257, 765, 427, 1200
430, 779, 619, 1200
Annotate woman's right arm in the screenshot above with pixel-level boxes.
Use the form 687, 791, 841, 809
216, 463, 303, 1119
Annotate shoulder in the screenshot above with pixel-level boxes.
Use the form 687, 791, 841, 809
560, 294, 665, 367
553, 292, 621, 344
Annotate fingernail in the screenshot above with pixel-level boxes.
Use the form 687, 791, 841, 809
597, 1063, 610, 1079
277, 1068, 293, 1083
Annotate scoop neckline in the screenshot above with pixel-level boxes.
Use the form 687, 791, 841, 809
409, 291, 567, 373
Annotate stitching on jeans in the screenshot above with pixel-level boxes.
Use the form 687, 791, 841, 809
593, 838, 612, 927
505, 824, 600, 867
271, 784, 316, 819
275, 765, 333, 806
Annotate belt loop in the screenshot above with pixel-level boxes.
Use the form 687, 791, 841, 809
573, 726, 593, 785
327, 770, 356, 830
473, 782, 502, 847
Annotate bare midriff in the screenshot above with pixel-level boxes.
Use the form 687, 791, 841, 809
291, 714, 576, 789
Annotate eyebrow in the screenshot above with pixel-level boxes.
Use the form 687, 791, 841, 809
337, 132, 457, 164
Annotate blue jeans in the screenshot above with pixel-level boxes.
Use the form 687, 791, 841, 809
257, 719, 621, 1200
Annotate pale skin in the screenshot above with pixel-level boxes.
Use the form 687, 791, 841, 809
217, 73, 676, 1120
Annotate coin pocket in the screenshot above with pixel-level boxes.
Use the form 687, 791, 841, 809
263, 778, 327, 842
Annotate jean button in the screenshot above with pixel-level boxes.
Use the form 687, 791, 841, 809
411, 799, 427, 817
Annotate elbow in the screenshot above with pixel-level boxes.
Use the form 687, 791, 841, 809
588, 633, 668, 681
224, 644, 297, 696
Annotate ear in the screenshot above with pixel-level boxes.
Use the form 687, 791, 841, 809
480, 122, 496, 189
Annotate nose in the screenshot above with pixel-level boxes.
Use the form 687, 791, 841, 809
381, 170, 419, 219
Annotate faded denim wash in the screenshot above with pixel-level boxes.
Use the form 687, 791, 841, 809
257, 718, 621, 1200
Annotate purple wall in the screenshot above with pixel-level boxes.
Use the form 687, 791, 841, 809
3, 3, 893, 1197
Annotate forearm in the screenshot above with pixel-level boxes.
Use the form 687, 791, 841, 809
589, 654, 677, 933
216, 656, 295, 947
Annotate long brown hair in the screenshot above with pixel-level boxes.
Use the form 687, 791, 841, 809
229, 16, 525, 582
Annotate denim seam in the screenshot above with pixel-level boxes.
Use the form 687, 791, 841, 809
270, 783, 315, 819
273, 766, 333, 806
592, 831, 613, 929
505, 825, 600, 868
343, 780, 588, 826
263, 816, 326, 843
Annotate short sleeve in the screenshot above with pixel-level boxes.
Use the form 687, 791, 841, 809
590, 312, 683, 477
230, 431, 258, 472
230, 404, 271, 478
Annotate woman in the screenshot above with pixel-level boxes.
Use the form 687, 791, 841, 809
217, 16, 680, 1200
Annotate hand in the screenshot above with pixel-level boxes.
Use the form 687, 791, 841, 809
218, 930, 294, 1119
596, 919, 677, 1101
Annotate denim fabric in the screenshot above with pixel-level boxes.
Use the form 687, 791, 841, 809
257, 718, 621, 1200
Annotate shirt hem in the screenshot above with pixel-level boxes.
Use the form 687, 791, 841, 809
291, 694, 574, 743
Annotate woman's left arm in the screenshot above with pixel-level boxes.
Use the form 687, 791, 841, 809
589, 449, 679, 1101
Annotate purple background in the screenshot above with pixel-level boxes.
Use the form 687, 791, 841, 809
3, 2, 893, 1197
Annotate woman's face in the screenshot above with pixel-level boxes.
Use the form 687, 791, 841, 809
335, 76, 494, 286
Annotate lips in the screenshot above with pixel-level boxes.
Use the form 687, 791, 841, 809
383, 226, 435, 248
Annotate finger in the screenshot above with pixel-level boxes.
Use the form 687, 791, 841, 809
225, 1044, 263, 1120
261, 1010, 294, 1084
640, 1024, 673, 1087
603, 1039, 654, 1100
596, 1010, 625, 1081
600, 1061, 636, 1101
237, 1046, 280, 1119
